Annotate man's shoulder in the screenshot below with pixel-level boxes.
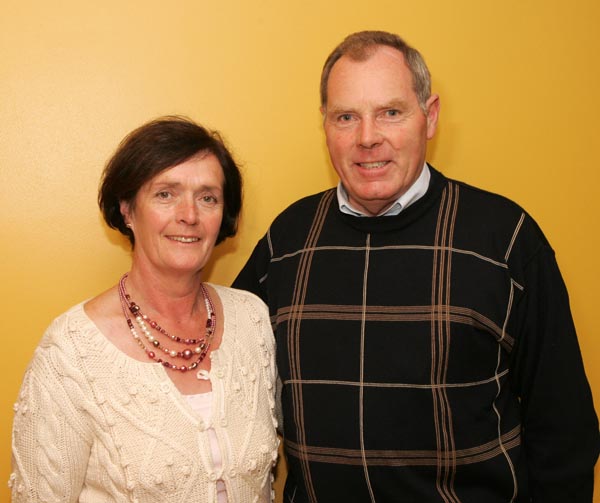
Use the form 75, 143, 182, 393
270, 188, 336, 225
438, 171, 522, 211
437, 171, 528, 222
438, 171, 550, 259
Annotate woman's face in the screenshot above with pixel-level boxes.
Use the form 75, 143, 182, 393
120, 153, 224, 277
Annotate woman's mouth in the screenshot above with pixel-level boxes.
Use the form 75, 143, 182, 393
168, 236, 200, 243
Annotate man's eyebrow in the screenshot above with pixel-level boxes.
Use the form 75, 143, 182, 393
326, 99, 409, 115
376, 99, 410, 110
324, 105, 362, 117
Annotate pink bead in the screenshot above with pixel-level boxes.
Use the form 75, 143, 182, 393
118, 273, 217, 375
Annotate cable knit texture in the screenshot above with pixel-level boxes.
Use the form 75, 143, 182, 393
10, 285, 279, 503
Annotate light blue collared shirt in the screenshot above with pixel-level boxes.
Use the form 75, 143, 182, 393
337, 163, 431, 217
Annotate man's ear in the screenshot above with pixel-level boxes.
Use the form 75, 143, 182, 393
425, 94, 440, 140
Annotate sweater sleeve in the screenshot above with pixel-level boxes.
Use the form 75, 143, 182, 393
511, 245, 599, 502
232, 232, 272, 303
10, 334, 93, 502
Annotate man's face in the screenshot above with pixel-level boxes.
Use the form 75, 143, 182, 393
322, 46, 439, 216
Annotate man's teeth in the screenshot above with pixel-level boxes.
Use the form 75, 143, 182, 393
359, 161, 387, 169
170, 236, 199, 243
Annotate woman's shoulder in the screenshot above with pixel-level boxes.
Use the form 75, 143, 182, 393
209, 284, 272, 343
25, 301, 97, 378
210, 284, 275, 357
209, 284, 268, 312
42, 302, 93, 345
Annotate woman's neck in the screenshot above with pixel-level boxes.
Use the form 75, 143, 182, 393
125, 265, 206, 322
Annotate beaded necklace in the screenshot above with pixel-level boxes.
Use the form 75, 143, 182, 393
118, 273, 216, 374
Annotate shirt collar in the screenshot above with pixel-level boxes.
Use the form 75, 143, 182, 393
337, 163, 431, 217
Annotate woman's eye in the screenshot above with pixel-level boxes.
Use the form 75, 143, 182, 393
156, 191, 171, 199
201, 195, 218, 205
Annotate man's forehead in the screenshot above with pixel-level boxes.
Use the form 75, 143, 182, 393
338, 45, 407, 71
326, 46, 415, 104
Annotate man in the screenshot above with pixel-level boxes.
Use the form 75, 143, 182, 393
234, 31, 599, 502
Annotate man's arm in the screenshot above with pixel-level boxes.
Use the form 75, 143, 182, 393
511, 245, 599, 501
232, 231, 272, 303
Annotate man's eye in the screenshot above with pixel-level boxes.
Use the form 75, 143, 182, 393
385, 109, 400, 117
339, 114, 353, 122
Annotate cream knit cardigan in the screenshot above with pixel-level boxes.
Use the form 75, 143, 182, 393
10, 285, 279, 503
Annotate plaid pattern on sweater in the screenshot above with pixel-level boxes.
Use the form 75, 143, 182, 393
234, 166, 598, 502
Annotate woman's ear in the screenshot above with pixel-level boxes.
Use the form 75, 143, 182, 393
120, 200, 133, 229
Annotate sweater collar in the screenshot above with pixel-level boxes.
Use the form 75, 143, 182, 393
335, 164, 447, 233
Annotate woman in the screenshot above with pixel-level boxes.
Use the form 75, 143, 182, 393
10, 117, 279, 502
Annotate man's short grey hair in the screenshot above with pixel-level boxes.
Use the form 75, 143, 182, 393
320, 30, 432, 112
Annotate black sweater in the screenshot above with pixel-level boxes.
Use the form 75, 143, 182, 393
234, 166, 599, 502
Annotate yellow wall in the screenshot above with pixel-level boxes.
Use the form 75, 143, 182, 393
2, 1, 599, 500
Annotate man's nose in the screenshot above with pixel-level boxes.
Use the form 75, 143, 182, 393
357, 118, 383, 148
